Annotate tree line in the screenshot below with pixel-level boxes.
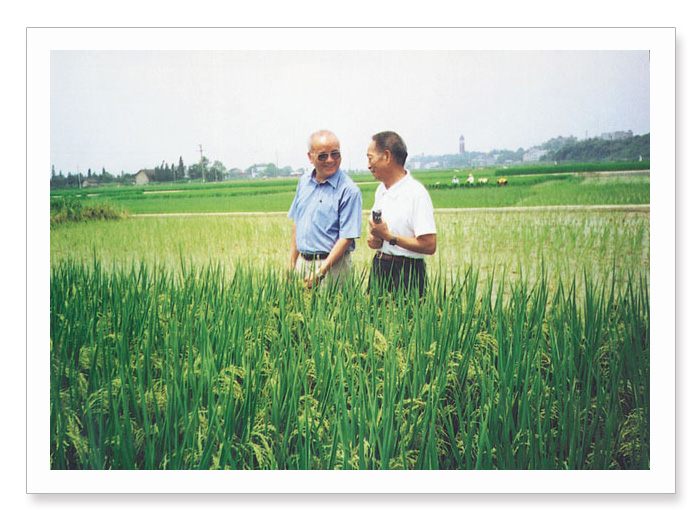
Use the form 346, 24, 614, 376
50, 133, 651, 190
50, 154, 299, 190
50, 156, 218, 189
543, 134, 650, 163
409, 134, 649, 170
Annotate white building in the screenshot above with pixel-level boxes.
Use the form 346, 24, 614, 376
523, 147, 547, 162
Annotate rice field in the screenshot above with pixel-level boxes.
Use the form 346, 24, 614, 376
50, 170, 650, 214
51, 209, 649, 286
50, 208, 650, 470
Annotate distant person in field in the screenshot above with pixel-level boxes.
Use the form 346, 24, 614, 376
366, 131, 437, 298
287, 130, 363, 289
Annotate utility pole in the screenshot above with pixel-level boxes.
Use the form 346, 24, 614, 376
199, 144, 205, 183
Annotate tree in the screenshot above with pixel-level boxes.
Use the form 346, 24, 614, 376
188, 162, 203, 180
154, 162, 172, 182
99, 168, 114, 183
210, 160, 226, 182
177, 156, 186, 181
50, 168, 68, 189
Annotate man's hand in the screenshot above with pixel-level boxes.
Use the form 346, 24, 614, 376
303, 273, 318, 289
303, 265, 325, 289
368, 217, 391, 242
367, 235, 383, 249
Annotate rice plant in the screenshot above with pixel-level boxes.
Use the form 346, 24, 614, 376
50, 259, 649, 470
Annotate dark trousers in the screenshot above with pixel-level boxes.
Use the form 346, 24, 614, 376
369, 253, 426, 298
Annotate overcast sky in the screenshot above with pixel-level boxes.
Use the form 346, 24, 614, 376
50, 50, 650, 175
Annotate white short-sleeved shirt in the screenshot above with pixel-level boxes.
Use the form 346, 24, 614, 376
372, 171, 437, 259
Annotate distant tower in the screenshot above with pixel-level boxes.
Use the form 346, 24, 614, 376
459, 135, 465, 154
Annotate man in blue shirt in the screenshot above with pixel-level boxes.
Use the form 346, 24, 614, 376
288, 130, 363, 289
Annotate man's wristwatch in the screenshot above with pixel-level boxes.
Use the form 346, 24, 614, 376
389, 235, 398, 246
315, 267, 326, 280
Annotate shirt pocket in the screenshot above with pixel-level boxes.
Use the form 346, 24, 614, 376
315, 197, 338, 229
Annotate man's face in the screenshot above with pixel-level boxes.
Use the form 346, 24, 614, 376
308, 135, 341, 180
366, 140, 387, 180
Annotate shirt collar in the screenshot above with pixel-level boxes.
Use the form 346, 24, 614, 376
310, 168, 342, 189
382, 169, 411, 193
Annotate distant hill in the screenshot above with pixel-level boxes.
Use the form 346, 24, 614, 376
544, 134, 650, 163
406, 133, 650, 171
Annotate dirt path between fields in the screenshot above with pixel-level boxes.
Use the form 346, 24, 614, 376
131, 204, 650, 218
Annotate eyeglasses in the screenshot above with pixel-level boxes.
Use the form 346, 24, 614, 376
313, 150, 341, 161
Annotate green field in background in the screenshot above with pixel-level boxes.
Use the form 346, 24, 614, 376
50, 169, 650, 214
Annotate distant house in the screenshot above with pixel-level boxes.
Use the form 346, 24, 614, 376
249, 165, 268, 178
613, 130, 634, 140
81, 177, 99, 188
600, 130, 634, 141
523, 147, 547, 162
472, 154, 496, 167
134, 169, 156, 185
406, 160, 422, 170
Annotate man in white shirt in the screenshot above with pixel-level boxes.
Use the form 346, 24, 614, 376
366, 131, 437, 297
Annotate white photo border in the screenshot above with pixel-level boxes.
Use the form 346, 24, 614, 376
28, 27, 675, 494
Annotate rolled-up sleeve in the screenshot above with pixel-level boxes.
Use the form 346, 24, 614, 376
287, 178, 303, 220
338, 186, 363, 240
413, 185, 437, 237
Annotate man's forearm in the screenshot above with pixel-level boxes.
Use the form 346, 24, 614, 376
289, 222, 299, 270
369, 220, 436, 255
391, 233, 436, 255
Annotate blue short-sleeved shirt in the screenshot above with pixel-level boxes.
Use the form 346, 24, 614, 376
288, 168, 363, 254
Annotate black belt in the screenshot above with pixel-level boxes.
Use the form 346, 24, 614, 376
301, 252, 329, 261
375, 251, 423, 265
